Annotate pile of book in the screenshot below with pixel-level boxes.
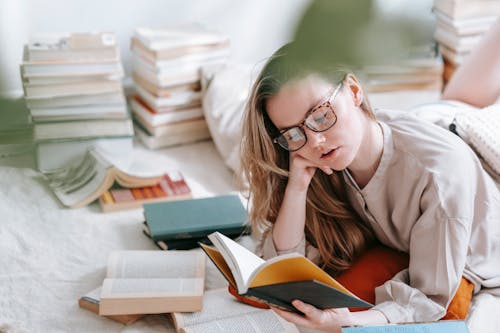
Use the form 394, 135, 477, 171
130, 26, 230, 149
433, 0, 500, 84
20, 32, 133, 172
358, 45, 443, 93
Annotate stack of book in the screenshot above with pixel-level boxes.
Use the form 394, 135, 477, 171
358, 45, 443, 93
20, 32, 133, 172
433, 0, 500, 83
130, 26, 230, 149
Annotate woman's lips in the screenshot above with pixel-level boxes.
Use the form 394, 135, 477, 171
320, 147, 337, 159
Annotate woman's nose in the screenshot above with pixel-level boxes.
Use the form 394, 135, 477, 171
305, 128, 326, 147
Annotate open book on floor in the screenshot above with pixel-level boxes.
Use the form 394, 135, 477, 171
44, 148, 166, 208
99, 171, 192, 212
170, 288, 299, 333
200, 232, 372, 313
78, 287, 144, 325
99, 250, 205, 316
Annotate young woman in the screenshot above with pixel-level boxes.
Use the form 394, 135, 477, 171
240, 21, 500, 332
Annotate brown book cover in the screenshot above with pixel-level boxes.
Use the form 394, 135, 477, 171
78, 287, 144, 325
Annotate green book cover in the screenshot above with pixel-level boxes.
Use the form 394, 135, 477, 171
143, 194, 248, 241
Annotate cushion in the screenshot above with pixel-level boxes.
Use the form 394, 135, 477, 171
335, 244, 473, 319
200, 63, 261, 172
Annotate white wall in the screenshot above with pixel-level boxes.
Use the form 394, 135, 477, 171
0, 0, 311, 97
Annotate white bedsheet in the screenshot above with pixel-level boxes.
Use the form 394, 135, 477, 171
1, 132, 499, 332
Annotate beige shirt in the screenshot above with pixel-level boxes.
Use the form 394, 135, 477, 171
260, 113, 500, 323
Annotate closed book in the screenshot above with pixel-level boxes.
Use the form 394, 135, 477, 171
134, 83, 202, 110
134, 122, 211, 150
23, 79, 122, 99
31, 102, 128, 122
130, 96, 203, 126
21, 59, 124, 78
132, 73, 200, 97
142, 221, 250, 251
133, 26, 229, 52
33, 118, 133, 142
26, 91, 126, 109
143, 194, 248, 241
341, 320, 470, 332
28, 32, 119, 63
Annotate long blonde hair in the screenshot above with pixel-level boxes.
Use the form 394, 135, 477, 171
240, 44, 375, 275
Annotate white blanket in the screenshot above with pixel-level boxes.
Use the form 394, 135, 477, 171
1, 139, 499, 332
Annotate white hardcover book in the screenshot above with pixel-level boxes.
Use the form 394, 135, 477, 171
133, 66, 200, 88
134, 26, 229, 51
23, 79, 122, 99
26, 91, 126, 109
134, 84, 201, 109
134, 124, 211, 149
434, 27, 483, 53
27, 32, 119, 62
130, 97, 203, 126
132, 45, 229, 67
21, 60, 124, 78
33, 118, 134, 142
31, 103, 128, 122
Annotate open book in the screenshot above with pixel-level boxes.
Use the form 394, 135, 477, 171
99, 250, 205, 316
45, 148, 165, 208
201, 232, 372, 313
171, 288, 298, 333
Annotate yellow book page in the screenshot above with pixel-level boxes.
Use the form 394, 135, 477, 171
248, 256, 354, 296
199, 244, 237, 289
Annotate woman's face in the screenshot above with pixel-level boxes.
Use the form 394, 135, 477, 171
266, 75, 367, 171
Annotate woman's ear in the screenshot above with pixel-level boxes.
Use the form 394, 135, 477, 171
345, 73, 364, 107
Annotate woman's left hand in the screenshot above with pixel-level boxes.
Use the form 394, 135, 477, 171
271, 300, 355, 332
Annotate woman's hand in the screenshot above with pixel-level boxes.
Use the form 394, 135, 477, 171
272, 301, 354, 332
287, 153, 333, 193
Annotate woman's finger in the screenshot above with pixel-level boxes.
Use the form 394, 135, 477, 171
271, 307, 314, 328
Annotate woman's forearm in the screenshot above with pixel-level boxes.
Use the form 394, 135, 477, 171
272, 186, 308, 251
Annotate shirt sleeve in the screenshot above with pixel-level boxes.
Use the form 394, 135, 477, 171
373, 177, 473, 323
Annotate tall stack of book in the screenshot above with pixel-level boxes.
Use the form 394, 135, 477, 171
130, 26, 230, 149
359, 45, 443, 93
433, 0, 500, 84
20, 32, 133, 172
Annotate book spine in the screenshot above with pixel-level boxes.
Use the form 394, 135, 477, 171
153, 225, 250, 242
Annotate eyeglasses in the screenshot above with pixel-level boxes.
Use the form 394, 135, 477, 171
273, 83, 342, 152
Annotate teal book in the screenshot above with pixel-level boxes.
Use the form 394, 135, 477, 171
342, 320, 470, 333
143, 194, 248, 241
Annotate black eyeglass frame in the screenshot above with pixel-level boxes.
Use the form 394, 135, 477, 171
272, 82, 343, 152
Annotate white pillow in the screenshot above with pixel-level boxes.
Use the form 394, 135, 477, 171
454, 104, 500, 180
201, 63, 261, 172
